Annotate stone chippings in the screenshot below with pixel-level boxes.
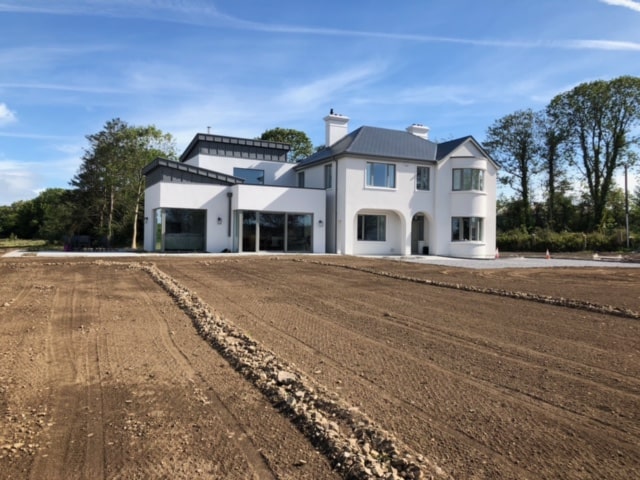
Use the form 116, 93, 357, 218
137, 262, 450, 480
297, 259, 640, 320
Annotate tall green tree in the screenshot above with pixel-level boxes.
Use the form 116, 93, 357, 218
71, 119, 176, 247
484, 109, 541, 230
259, 127, 313, 162
537, 108, 571, 229
548, 76, 640, 230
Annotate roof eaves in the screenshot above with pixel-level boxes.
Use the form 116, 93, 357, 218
142, 157, 245, 184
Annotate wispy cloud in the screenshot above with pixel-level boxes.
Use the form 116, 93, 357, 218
0, 83, 126, 94
564, 39, 640, 51
3, 1, 639, 53
600, 0, 640, 13
0, 103, 17, 126
277, 64, 384, 108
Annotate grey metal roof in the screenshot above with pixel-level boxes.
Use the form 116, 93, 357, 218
434, 136, 469, 160
296, 126, 495, 169
142, 157, 244, 186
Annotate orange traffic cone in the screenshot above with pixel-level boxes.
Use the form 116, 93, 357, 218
495, 248, 500, 259
545, 249, 551, 260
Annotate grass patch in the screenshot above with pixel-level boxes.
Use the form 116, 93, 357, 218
0, 238, 48, 249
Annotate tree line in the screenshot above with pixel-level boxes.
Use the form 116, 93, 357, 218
0, 118, 176, 249
484, 75, 640, 242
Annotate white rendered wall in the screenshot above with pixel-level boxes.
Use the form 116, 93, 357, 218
231, 184, 326, 253
143, 182, 232, 253
433, 146, 497, 259
187, 154, 297, 186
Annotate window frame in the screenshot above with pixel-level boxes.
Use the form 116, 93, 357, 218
357, 214, 386, 241
451, 217, 484, 242
233, 167, 265, 185
324, 164, 332, 189
416, 166, 430, 191
366, 162, 396, 189
452, 168, 484, 191
297, 171, 305, 188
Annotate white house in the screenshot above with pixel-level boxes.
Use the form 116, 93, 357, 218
142, 112, 498, 258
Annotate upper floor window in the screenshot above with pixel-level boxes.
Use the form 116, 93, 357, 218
234, 167, 264, 185
416, 166, 430, 191
324, 164, 332, 189
366, 162, 396, 188
357, 214, 386, 241
452, 168, 484, 191
297, 171, 305, 188
451, 217, 484, 242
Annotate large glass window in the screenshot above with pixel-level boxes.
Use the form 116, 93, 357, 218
234, 167, 264, 185
239, 211, 312, 252
324, 164, 332, 189
451, 217, 484, 242
452, 168, 484, 191
366, 162, 395, 188
242, 211, 256, 252
156, 208, 206, 251
357, 215, 386, 241
417, 166, 430, 191
287, 214, 312, 252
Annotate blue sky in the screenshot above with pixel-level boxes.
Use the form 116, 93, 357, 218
1, 0, 639, 206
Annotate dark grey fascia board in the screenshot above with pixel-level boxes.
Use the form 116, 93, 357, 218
142, 157, 245, 184
179, 133, 291, 162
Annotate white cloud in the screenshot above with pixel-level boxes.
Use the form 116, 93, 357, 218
0, 159, 39, 205
600, 0, 640, 13
565, 39, 640, 51
0, 103, 17, 126
277, 64, 384, 108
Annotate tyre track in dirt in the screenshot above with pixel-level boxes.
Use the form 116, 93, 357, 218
126, 269, 278, 480
252, 264, 636, 474
28, 269, 107, 480
312, 277, 640, 429
0, 261, 342, 480
160, 258, 639, 479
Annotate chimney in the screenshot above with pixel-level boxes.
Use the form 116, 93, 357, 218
324, 110, 349, 147
406, 123, 430, 140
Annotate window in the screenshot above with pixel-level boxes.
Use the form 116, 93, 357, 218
366, 162, 396, 188
357, 215, 386, 241
452, 168, 484, 191
324, 164, 332, 189
155, 208, 206, 251
297, 171, 305, 187
416, 166, 430, 191
239, 211, 312, 253
234, 167, 264, 185
451, 217, 484, 242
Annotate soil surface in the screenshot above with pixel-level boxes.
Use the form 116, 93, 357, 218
1, 255, 639, 479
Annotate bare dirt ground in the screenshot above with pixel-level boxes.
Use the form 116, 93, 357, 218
1, 255, 639, 479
